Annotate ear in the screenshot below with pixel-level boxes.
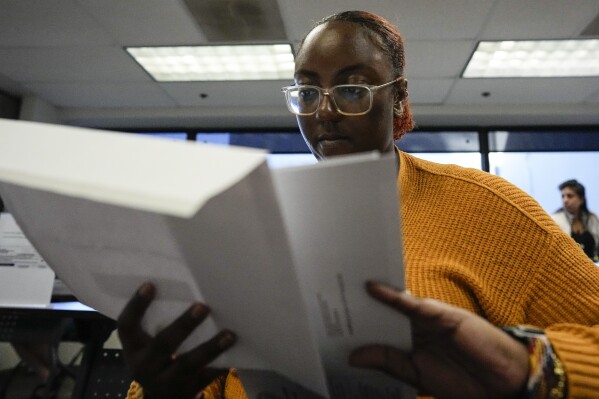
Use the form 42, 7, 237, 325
393, 101, 404, 117
394, 78, 408, 105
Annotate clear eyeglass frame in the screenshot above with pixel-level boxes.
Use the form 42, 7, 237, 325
281, 76, 403, 116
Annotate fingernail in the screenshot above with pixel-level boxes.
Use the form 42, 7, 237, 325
138, 282, 154, 298
190, 303, 208, 319
217, 331, 236, 349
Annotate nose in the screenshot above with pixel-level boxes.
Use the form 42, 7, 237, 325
315, 92, 341, 121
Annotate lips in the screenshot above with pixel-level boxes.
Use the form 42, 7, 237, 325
310, 125, 353, 158
315, 133, 353, 158
318, 133, 349, 142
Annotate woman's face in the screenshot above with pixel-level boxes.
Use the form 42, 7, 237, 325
294, 21, 397, 160
561, 187, 584, 214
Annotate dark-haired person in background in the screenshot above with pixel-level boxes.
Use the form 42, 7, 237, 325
553, 179, 599, 261
119, 10, 599, 399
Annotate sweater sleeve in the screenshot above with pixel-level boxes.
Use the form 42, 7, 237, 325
126, 381, 143, 399
125, 369, 248, 399
533, 228, 599, 398
546, 325, 599, 398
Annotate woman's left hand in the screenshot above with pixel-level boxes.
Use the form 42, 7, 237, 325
349, 282, 530, 399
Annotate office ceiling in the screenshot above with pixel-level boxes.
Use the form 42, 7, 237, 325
0, 0, 598, 130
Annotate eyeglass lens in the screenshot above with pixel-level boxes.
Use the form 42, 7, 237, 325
288, 86, 371, 115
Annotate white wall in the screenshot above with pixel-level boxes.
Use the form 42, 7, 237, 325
491, 152, 599, 216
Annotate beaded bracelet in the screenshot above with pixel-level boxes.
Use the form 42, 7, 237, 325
502, 326, 567, 399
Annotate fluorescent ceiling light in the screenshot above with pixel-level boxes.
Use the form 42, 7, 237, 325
463, 39, 599, 78
126, 44, 295, 81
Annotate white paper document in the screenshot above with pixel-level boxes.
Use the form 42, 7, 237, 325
0, 118, 414, 398
0, 212, 55, 307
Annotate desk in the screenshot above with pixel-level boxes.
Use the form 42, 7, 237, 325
0, 300, 118, 398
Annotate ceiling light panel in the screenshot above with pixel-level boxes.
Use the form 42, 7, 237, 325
127, 44, 294, 81
463, 39, 599, 78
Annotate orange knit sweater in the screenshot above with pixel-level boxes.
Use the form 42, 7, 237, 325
128, 151, 599, 399
397, 151, 599, 398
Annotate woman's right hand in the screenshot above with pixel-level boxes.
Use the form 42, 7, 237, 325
117, 282, 236, 399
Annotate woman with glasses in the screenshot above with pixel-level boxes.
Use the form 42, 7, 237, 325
121, 10, 599, 399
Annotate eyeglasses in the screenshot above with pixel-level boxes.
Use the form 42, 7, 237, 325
281, 76, 402, 116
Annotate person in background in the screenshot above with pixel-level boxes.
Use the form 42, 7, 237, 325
552, 179, 599, 261
119, 10, 599, 399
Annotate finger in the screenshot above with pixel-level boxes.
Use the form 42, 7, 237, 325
179, 329, 237, 369
349, 345, 419, 386
161, 330, 235, 390
117, 282, 156, 349
366, 281, 418, 312
148, 303, 212, 359
366, 282, 473, 340
366, 282, 460, 321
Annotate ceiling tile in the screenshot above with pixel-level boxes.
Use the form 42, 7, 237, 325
446, 77, 599, 104
405, 41, 475, 78
184, 0, 286, 42
280, 0, 495, 43
0, 47, 150, 83
480, 0, 599, 39
77, 0, 208, 46
25, 82, 176, 108
405, 79, 454, 104
0, 0, 113, 46
160, 80, 290, 108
